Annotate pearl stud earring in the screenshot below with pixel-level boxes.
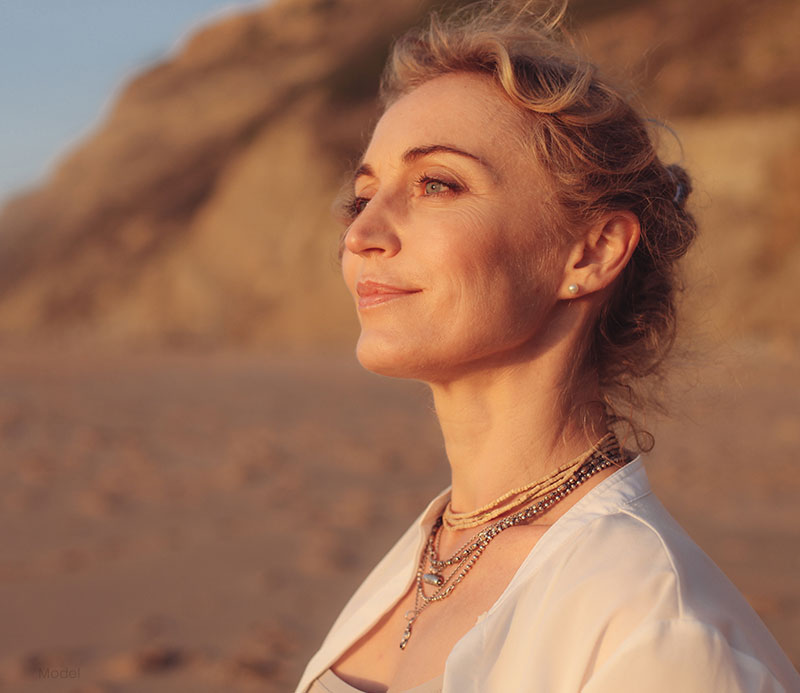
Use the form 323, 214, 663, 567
568, 284, 579, 295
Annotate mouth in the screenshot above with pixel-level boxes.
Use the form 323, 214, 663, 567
356, 280, 422, 309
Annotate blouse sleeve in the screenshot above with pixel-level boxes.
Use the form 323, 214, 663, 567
580, 618, 788, 693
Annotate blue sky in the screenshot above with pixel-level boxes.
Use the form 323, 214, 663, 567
0, 0, 267, 204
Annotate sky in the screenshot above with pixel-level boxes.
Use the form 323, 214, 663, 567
0, 0, 267, 204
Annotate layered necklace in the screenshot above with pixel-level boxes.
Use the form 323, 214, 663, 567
399, 432, 625, 650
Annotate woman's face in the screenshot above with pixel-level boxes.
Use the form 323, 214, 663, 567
341, 72, 566, 382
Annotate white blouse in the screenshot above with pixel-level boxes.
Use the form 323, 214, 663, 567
296, 458, 800, 692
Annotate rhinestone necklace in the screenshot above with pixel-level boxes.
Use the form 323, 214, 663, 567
399, 438, 624, 650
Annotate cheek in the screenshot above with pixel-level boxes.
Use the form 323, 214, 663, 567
452, 225, 556, 324
447, 214, 537, 292
431, 206, 505, 266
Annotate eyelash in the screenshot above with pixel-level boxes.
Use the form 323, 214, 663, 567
340, 175, 464, 224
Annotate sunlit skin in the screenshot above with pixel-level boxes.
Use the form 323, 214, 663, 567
336, 72, 640, 692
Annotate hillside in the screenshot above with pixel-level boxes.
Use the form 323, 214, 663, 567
0, 0, 797, 347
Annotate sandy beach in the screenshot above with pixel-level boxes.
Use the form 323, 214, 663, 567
0, 342, 797, 691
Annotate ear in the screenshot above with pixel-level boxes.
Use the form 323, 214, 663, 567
558, 211, 640, 300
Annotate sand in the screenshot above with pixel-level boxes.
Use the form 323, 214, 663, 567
0, 342, 797, 691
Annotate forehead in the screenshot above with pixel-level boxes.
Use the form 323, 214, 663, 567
364, 72, 528, 166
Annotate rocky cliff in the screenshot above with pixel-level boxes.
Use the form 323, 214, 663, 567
0, 0, 797, 347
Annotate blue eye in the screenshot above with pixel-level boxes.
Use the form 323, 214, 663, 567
424, 180, 447, 195
418, 175, 462, 196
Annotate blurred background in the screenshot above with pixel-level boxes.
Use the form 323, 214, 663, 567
0, 0, 797, 690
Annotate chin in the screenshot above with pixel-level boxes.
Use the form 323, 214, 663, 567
356, 336, 413, 379
355, 323, 551, 384
354, 330, 438, 380
355, 330, 493, 383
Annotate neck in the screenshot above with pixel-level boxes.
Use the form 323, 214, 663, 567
429, 346, 606, 513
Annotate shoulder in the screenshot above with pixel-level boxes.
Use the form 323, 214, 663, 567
466, 496, 800, 691
519, 495, 779, 652
491, 507, 688, 669
504, 496, 693, 623
546, 492, 771, 635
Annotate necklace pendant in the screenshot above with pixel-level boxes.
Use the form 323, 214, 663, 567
422, 572, 443, 586
400, 625, 413, 650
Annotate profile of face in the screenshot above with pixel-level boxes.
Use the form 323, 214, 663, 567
341, 72, 570, 384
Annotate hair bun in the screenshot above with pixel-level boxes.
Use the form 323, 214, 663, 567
666, 163, 691, 208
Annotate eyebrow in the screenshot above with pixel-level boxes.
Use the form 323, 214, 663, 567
353, 144, 496, 183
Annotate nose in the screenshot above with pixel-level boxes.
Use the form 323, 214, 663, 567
343, 198, 401, 258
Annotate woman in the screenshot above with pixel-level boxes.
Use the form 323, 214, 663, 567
296, 2, 800, 691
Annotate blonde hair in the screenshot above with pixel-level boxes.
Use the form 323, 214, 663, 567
380, 1, 698, 449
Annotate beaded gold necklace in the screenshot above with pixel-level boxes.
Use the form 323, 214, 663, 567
399, 433, 625, 650
442, 432, 619, 530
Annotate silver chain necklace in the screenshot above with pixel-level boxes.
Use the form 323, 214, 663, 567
399, 445, 622, 650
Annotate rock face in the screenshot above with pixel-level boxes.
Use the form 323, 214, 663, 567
0, 0, 797, 347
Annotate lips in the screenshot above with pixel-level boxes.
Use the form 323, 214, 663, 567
356, 280, 421, 309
